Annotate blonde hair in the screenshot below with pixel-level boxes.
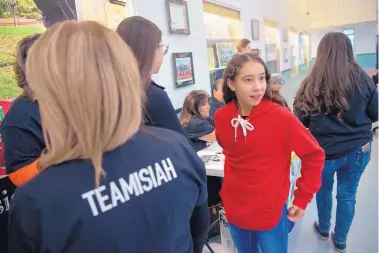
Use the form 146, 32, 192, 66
179, 90, 209, 126
26, 20, 142, 186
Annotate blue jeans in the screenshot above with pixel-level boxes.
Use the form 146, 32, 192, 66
229, 205, 294, 253
316, 142, 372, 244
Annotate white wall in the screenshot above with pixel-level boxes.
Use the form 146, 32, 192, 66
133, 0, 210, 110
131, 0, 313, 108
310, 22, 377, 58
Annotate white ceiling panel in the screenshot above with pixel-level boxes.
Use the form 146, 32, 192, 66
286, 0, 376, 29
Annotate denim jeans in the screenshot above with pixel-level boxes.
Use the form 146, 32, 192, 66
316, 142, 372, 244
228, 205, 294, 253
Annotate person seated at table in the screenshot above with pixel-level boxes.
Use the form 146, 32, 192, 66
0, 34, 43, 187
271, 73, 290, 110
209, 79, 225, 118
180, 90, 216, 152
8, 20, 209, 253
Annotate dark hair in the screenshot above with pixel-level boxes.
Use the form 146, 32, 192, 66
212, 79, 222, 93
116, 16, 162, 87
223, 53, 282, 105
179, 90, 209, 126
294, 32, 375, 117
14, 33, 41, 103
236, 38, 251, 52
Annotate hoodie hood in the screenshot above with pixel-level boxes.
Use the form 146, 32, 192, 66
229, 98, 281, 119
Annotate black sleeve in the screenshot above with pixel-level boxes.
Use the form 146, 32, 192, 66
367, 87, 378, 122
1, 126, 42, 174
293, 109, 311, 128
146, 87, 185, 135
176, 136, 208, 253
8, 191, 39, 252
190, 203, 209, 253
185, 119, 215, 139
189, 147, 208, 253
373, 74, 378, 85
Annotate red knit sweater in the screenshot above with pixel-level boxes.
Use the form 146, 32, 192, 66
214, 99, 325, 230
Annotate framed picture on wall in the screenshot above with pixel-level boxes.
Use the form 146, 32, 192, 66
172, 52, 195, 88
215, 42, 236, 68
284, 48, 289, 62
166, 0, 190, 35
251, 19, 260, 41
283, 28, 289, 42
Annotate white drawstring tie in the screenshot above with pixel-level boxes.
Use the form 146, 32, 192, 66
231, 115, 254, 142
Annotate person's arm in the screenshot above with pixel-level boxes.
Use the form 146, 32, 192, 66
146, 86, 185, 135
186, 119, 216, 143
366, 86, 378, 123
288, 112, 325, 210
198, 131, 216, 142
214, 111, 224, 148
8, 191, 39, 252
1, 126, 41, 186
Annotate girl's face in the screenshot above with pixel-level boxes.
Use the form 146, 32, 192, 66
198, 99, 210, 118
227, 61, 267, 109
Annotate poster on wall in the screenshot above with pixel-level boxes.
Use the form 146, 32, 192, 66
166, 0, 190, 35
172, 52, 195, 88
283, 28, 288, 42
81, 0, 107, 26
105, 2, 129, 30
251, 19, 260, 41
215, 42, 236, 68
284, 48, 289, 63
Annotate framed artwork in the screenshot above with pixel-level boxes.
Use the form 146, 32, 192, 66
166, 0, 190, 35
251, 19, 260, 41
172, 52, 195, 88
283, 28, 289, 42
284, 48, 289, 63
215, 42, 236, 68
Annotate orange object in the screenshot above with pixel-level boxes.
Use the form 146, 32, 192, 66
8, 159, 40, 186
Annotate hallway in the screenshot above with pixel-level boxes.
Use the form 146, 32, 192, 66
203, 70, 379, 253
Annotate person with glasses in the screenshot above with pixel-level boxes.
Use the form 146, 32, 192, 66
116, 16, 184, 135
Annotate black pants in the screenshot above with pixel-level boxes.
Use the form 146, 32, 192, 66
0, 177, 16, 253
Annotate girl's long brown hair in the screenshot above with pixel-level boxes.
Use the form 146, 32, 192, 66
222, 53, 283, 106
294, 32, 374, 117
14, 33, 41, 103
116, 16, 162, 88
26, 21, 142, 186
179, 90, 209, 126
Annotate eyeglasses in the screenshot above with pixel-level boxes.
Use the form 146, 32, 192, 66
159, 44, 169, 55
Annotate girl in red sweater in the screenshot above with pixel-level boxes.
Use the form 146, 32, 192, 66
214, 53, 325, 253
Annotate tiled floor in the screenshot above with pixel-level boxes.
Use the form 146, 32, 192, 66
203, 70, 379, 253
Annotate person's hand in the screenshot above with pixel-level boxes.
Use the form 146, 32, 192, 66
368, 69, 378, 76
287, 205, 305, 222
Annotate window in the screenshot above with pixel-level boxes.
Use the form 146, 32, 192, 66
343, 28, 355, 50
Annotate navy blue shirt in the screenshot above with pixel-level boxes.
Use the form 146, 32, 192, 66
183, 116, 215, 152
209, 97, 224, 119
295, 73, 378, 160
0, 98, 44, 174
8, 127, 208, 253
146, 81, 185, 135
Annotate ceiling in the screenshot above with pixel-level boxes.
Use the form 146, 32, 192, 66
287, 0, 377, 29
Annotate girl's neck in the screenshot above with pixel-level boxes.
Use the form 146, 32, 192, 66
236, 100, 253, 116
